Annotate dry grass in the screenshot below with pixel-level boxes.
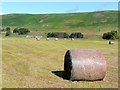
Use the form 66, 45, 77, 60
2, 38, 118, 88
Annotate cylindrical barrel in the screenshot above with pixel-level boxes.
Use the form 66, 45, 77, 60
64, 48, 106, 81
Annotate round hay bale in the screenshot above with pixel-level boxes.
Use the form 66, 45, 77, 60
109, 41, 114, 45
64, 48, 106, 81
46, 38, 50, 40
71, 38, 74, 40
64, 38, 67, 40
55, 38, 58, 41
36, 38, 40, 41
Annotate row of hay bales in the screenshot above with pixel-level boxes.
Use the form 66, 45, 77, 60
46, 38, 75, 41
44, 38, 115, 45
26, 35, 76, 41
26, 35, 115, 45
46, 38, 115, 45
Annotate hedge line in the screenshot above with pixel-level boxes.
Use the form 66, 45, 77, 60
47, 32, 84, 38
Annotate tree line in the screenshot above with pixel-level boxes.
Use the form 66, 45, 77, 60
2, 27, 30, 36
47, 32, 84, 38
1, 27, 118, 40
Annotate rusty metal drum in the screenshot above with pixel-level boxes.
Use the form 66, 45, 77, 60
64, 48, 106, 81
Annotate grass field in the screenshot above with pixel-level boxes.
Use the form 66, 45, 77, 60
2, 37, 118, 88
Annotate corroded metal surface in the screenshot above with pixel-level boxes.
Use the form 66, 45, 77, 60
64, 49, 106, 81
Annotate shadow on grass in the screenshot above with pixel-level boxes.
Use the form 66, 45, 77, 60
52, 71, 68, 80
52, 71, 103, 82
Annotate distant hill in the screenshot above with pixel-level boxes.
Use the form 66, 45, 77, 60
1, 10, 118, 38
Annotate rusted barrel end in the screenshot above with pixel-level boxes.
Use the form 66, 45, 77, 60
64, 48, 106, 81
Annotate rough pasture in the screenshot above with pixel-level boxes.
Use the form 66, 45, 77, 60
2, 38, 118, 88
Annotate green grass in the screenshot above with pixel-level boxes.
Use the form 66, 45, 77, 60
2, 10, 118, 32
2, 37, 118, 88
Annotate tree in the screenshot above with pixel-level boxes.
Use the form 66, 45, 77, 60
77, 33, 84, 38
47, 32, 51, 37
102, 31, 118, 40
13, 28, 30, 35
63, 33, 69, 38
18, 28, 30, 35
47, 32, 69, 38
5, 27, 11, 36
1, 28, 5, 32
69, 33, 75, 38
13, 28, 19, 33
69, 32, 84, 38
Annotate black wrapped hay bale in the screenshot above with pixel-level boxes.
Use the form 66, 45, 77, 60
64, 49, 106, 81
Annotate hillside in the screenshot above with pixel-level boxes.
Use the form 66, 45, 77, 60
1, 10, 118, 38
